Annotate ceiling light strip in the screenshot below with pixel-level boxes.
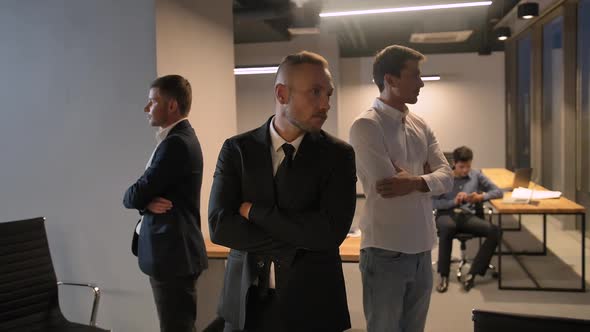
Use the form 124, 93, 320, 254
234, 66, 280, 75
421, 75, 441, 81
319, 1, 492, 18
235, 67, 442, 82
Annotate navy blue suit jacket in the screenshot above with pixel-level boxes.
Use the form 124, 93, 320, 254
124, 120, 207, 279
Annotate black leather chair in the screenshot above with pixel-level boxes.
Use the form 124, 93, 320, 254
473, 309, 590, 332
0, 217, 109, 332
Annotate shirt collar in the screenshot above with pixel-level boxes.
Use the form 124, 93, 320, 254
372, 98, 409, 123
269, 117, 304, 153
156, 118, 186, 144
453, 168, 474, 180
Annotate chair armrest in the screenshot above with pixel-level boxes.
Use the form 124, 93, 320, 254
57, 281, 101, 326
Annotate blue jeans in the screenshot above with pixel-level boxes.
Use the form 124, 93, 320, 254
360, 247, 432, 332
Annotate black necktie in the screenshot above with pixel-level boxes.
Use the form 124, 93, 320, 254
278, 143, 295, 171
274, 143, 295, 205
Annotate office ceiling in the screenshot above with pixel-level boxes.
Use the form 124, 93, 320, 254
233, 0, 520, 57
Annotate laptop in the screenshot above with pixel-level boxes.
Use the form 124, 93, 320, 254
501, 167, 533, 191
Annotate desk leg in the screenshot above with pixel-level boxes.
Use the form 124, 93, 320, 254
543, 214, 547, 255
582, 213, 586, 292
494, 213, 547, 256
498, 214, 503, 289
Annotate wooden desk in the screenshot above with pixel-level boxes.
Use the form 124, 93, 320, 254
481, 168, 586, 292
206, 236, 362, 263
482, 168, 585, 215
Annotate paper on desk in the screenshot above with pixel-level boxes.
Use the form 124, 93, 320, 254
512, 187, 562, 200
347, 228, 362, 238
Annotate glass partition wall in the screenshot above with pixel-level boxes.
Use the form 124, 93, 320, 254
505, 1, 588, 234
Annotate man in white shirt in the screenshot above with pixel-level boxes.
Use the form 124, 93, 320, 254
349, 45, 453, 332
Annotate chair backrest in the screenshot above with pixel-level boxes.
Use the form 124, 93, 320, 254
473, 309, 590, 332
0, 217, 66, 330
443, 151, 454, 165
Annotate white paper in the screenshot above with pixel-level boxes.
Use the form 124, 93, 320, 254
512, 187, 562, 200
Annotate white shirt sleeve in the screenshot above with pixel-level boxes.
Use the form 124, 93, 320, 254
349, 117, 397, 193
420, 125, 453, 195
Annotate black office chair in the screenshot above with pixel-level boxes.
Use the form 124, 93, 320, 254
0, 217, 109, 332
434, 206, 498, 282
472, 309, 590, 332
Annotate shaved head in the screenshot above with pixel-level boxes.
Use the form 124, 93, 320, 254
275, 51, 330, 87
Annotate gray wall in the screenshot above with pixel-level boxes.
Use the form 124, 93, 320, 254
339, 53, 506, 168
0, 1, 159, 330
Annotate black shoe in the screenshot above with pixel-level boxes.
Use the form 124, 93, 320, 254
436, 276, 449, 293
463, 274, 475, 292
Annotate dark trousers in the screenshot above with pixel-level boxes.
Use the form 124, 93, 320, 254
223, 286, 280, 332
150, 275, 198, 332
223, 286, 344, 332
436, 213, 500, 277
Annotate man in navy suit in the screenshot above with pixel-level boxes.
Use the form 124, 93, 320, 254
209, 51, 357, 332
124, 75, 207, 332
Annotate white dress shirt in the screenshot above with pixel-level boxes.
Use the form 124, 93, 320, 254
136, 118, 187, 235
349, 98, 453, 253
269, 117, 304, 174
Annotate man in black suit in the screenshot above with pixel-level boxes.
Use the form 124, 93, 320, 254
123, 75, 207, 332
209, 51, 357, 332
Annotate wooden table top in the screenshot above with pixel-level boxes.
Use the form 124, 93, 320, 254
482, 168, 586, 214
206, 236, 362, 262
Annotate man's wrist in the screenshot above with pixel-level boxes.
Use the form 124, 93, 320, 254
414, 176, 429, 192
247, 202, 254, 221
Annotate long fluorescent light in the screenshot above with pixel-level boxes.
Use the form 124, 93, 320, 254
234, 66, 279, 75
422, 75, 441, 81
319, 1, 492, 18
235, 66, 442, 82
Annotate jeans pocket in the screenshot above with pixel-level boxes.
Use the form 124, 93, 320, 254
369, 247, 404, 260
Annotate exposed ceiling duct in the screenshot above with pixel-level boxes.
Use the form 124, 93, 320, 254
410, 30, 474, 44
233, 0, 524, 56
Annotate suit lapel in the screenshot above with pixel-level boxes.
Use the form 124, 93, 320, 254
293, 131, 323, 168
250, 117, 276, 202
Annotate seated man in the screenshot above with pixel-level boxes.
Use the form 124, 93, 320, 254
433, 146, 502, 292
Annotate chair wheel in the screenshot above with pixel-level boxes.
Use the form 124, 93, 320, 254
491, 271, 499, 278
457, 272, 462, 282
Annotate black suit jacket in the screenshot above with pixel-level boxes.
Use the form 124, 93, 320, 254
124, 119, 207, 279
209, 117, 356, 331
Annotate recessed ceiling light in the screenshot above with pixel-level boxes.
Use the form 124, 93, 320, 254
517, 3, 539, 20
495, 27, 511, 41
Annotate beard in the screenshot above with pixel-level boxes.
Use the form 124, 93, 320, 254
284, 110, 325, 133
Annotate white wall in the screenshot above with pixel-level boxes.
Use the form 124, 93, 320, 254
340, 52, 506, 168
0, 0, 158, 331
235, 34, 340, 135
